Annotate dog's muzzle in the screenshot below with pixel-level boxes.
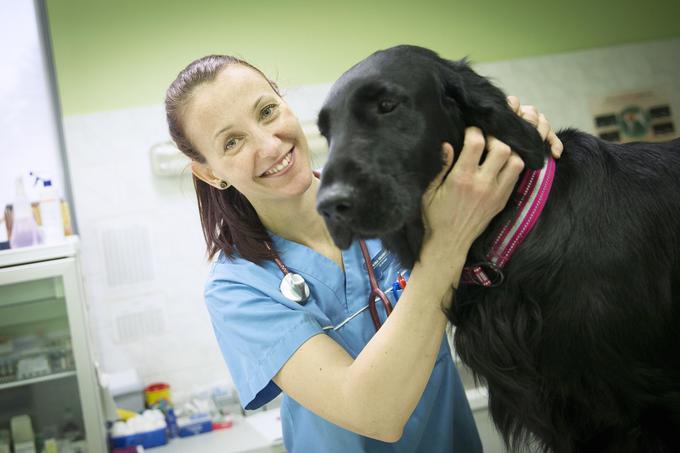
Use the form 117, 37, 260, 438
316, 182, 357, 224
316, 182, 358, 249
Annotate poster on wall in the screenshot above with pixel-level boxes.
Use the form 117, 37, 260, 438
590, 89, 677, 143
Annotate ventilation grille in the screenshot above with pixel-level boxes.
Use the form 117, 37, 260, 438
101, 225, 155, 287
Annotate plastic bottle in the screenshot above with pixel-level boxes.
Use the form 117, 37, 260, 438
36, 178, 65, 244
9, 176, 42, 248
0, 217, 9, 250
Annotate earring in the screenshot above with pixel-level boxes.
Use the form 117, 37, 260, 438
219, 180, 229, 189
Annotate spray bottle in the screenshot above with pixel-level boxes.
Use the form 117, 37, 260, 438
9, 176, 42, 248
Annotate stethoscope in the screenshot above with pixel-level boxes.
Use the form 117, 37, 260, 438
264, 240, 396, 331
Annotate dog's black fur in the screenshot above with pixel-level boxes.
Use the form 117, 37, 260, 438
316, 45, 680, 452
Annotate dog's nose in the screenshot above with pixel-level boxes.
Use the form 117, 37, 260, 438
316, 183, 356, 223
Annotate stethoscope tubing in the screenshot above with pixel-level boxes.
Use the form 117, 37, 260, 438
321, 287, 400, 332
267, 239, 397, 331
359, 240, 393, 330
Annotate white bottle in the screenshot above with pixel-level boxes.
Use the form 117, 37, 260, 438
38, 179, 65, 244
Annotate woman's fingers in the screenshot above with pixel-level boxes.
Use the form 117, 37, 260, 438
509, 96, 565, 159
546, 128, 564, 158
427, 142, 455, 192
455, 127, 486, 172
479, 136, 512, 179
535, 113, 551, 141
421, 127, 527, 254
519, 104, 540, 125
497, 152, 525, 192
519, 104, 564, 159
507, 95, 521, 115
530, 110, 564, 158
448, 128, 523, 185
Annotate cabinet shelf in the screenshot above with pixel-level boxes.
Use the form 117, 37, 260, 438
0, 369, 76, 391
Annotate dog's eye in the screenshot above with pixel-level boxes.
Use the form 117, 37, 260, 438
378, 99, 398, 114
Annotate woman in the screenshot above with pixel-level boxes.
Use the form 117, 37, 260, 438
165, 54, 563, 452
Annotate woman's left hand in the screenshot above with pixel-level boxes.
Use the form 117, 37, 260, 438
507, 96, 564, 159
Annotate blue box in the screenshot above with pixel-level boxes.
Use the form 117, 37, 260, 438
177, 415, 213, 437
111, 427, 167, 449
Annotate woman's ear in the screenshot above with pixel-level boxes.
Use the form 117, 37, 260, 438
190, 162, 229, 190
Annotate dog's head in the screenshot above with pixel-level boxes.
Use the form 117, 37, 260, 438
316, 45, 547, 264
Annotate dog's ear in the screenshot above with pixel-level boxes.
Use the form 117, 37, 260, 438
438, 58, 546, 169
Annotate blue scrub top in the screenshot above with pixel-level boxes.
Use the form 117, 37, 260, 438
204, 235, 482, 453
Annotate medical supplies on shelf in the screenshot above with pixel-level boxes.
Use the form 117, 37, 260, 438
109, 409, 168, 449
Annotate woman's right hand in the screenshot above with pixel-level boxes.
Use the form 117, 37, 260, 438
420, 127, 525, 283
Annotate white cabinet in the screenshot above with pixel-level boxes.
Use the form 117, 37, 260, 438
0, 237, 106, 452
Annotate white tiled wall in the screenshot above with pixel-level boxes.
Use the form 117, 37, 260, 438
62, 38, 680, 413
473, 38, 680, 135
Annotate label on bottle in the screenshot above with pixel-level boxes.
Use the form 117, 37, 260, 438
39, 199, 65, 244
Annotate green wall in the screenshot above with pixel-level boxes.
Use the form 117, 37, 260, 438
45, 0, 680, 116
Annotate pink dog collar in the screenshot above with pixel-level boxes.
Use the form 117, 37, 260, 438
462, 156, 556, 287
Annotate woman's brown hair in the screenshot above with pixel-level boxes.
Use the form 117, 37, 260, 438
165, 55, 279, 263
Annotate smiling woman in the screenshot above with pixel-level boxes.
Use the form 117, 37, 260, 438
165, 55, 314, 263
181, 65, 313, 199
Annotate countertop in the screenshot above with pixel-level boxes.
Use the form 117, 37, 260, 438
151, 409, 285, 453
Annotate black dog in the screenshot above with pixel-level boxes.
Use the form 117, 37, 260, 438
315, 45, 680, 453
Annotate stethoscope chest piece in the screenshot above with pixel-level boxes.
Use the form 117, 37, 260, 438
280, 272, 310, 304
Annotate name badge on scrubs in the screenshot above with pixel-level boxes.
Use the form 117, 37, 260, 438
365, 248, 394, 280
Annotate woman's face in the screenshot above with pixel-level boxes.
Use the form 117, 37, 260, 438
183, 64, 313, 203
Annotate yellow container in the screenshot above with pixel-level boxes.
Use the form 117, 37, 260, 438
144, 383, 172, 407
